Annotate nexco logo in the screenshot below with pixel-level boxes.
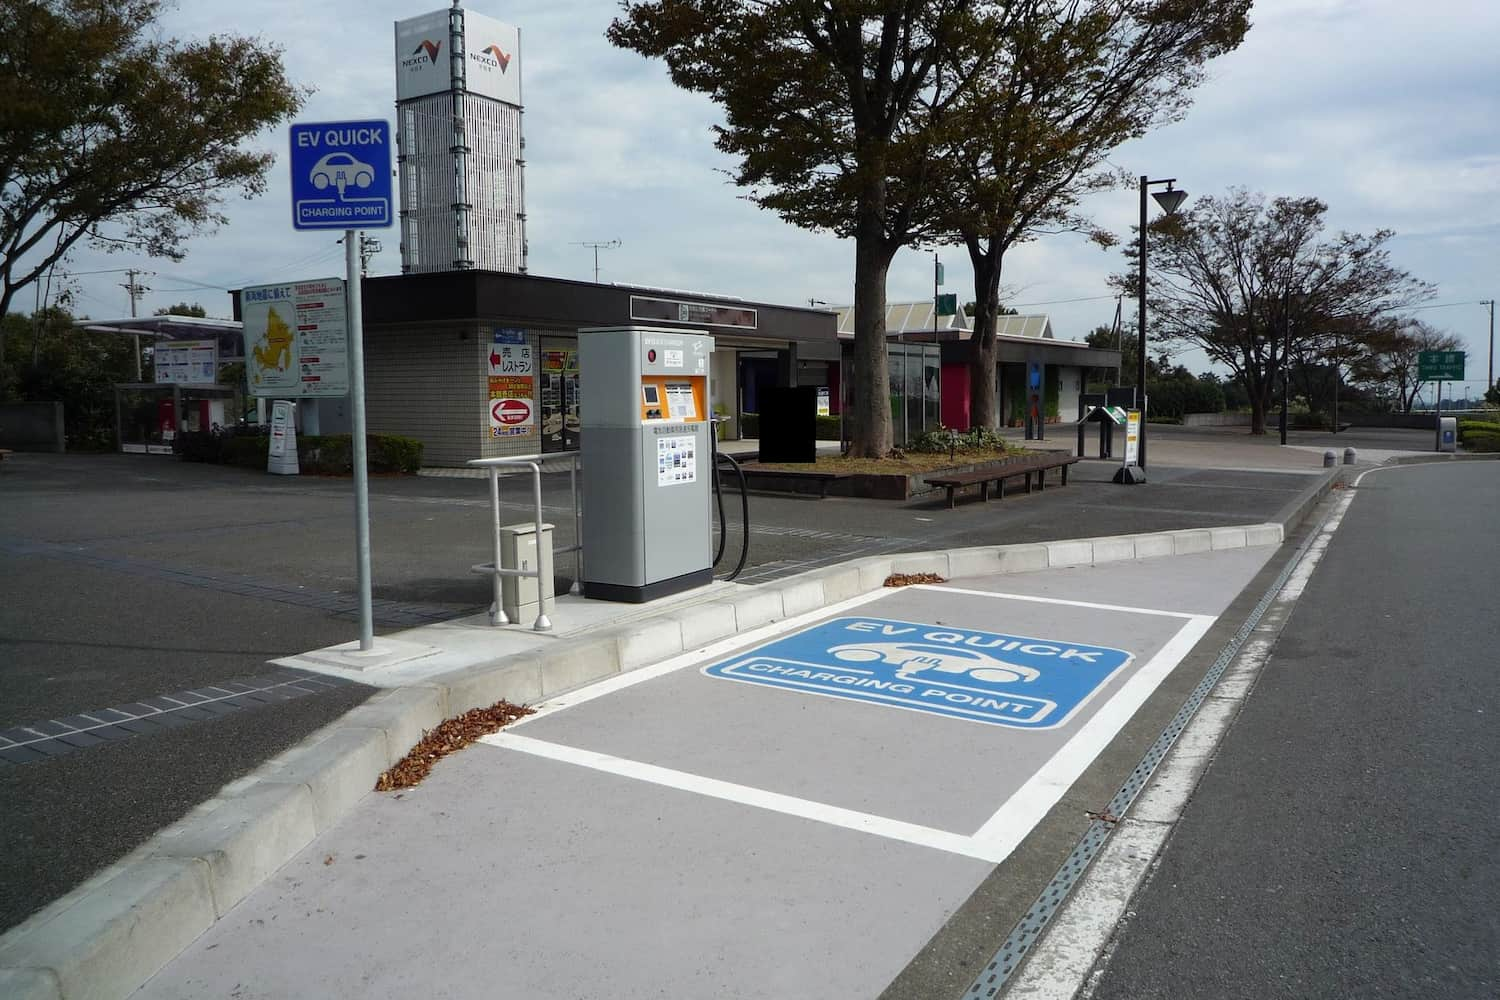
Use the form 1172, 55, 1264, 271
842, 621, 1106, 663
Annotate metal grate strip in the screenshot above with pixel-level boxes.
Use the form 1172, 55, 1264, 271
960, 513, 1325, 999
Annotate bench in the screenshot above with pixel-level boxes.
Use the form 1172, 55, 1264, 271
737, 468, 842, 498
926, 455, 1081, 509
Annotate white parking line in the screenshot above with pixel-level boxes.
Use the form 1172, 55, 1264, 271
507, 588, 893, 726
485, 591, 1218, 869
917, 585, 1203, 621
969, 614, 1215, 858
482, 731, 1011, 863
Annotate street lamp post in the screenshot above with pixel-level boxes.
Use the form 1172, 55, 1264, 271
1136, 175, 1188, 473
1484, 299, 1496, 394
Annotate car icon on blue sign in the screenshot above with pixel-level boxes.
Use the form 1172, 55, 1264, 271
310, 152, 374, 194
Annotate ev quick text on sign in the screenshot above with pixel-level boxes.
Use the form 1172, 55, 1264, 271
702, 617, 1132, 729
289, 120, 394, 230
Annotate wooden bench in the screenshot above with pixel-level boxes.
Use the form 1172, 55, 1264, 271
926, 455, 1081, 509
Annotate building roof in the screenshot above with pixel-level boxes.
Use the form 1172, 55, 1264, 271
834, 302, 971, 337
834, 303, 1057, 343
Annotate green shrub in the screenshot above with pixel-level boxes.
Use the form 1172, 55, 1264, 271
222, 435, 269, 468
1457, 419, 1500, 440
740, 412, 760, 438
1462, 432, 1500, 453
173, 430, 223, 463
815, 414, 841, 440
908, 425, 1009, 455
367, 434, 423, 473
185, 431, 421, 473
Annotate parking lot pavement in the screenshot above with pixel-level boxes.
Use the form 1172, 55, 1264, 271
135, 543, 1278, 1000
0, 449, 1324, 935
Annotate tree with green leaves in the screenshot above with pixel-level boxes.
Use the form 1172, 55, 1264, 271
609, 1, 991, 456
154, 302, 209, 318
1122, 190, 1433, 433
0, 0, 305, 393
1353, 318, 1462, 414
931, 0, 1250, 430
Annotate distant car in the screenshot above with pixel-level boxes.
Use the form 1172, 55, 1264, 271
310, 152, 374, 192
828, 641, 1042, 685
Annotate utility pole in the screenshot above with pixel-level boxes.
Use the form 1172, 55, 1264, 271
358, 234, 383, 277
573, 239, 621, 283
120, 269, 151, 380
1484, 299, 1496, 393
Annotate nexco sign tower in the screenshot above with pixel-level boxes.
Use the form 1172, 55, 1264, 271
395, 3, 527, 274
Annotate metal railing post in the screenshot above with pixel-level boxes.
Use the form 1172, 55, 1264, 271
488, 468, 509, 626
569, 455, 582, 594
529, 461, 551, 631
466, 451, 581, 631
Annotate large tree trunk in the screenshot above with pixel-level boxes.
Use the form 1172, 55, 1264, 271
966, 240, 1003, 430
848, 195, 894, 458
1249, 394, 1267, 435
0, 286, 11, 400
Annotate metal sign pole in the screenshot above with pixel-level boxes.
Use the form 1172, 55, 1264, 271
345, 231, 374, 649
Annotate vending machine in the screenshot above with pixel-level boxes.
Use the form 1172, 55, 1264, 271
578, 327, 715, 602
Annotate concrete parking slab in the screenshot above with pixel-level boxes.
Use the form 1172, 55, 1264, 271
134, 542, 1278, 1000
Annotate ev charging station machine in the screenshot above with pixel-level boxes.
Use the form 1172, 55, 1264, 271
579, 327, 715, 602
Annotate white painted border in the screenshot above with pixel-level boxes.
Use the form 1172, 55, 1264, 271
1004, 485, 1358, 999
507, 588, 891, 727
486, 589, 1218, 867
485, 732, 1009, 863
920, 585, 1202, 621
969, 615, 1214, 856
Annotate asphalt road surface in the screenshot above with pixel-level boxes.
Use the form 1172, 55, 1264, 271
0, 448, 1320, 936
1087, 460, 1499, 999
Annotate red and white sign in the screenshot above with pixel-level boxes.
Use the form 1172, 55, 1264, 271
492, 397, 531, 425
489, 395, 534, 438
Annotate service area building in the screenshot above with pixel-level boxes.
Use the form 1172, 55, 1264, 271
349, 271, 838, 467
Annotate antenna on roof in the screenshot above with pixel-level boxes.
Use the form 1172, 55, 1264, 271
572, 240, 621, 283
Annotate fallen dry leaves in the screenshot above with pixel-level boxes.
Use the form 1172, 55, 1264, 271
884, 572, 946, 587
375, 700, 535, 791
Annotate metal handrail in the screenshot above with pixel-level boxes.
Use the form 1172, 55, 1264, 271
465, 451, 582, 631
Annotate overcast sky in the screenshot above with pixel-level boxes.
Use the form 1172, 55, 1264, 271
47, 0, 1500, 396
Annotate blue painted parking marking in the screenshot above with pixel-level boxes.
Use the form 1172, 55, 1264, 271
702, 617, 1133, 729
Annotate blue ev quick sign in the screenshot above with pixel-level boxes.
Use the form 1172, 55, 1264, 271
702, 617, 1132, 729
289, 120, 393, 230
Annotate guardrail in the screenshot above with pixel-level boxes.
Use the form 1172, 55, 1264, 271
466, 452, 582, 631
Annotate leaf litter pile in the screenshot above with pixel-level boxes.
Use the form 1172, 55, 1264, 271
375, 700, 534, 791
884, 572, 946, 587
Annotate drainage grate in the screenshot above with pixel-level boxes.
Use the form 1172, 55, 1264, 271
960, 518, 1322, 999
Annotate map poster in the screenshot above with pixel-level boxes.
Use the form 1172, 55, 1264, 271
243, 278, 349, 398
489, 375, 536, 438
154, 340, 218, 385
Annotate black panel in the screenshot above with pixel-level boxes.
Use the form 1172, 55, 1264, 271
584, 567, 715, 604
757, 387, 818, 463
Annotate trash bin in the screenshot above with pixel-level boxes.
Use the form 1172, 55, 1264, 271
499, 522, 555, 623
1438, 417, 1457, 453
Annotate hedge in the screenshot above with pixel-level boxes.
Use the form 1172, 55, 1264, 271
736, 413, 841, 441
181, 430, 424, 473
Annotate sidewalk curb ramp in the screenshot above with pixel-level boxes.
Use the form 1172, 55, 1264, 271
0, 476, 1341, 999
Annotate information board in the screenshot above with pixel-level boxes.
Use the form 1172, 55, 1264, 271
153, 340, 218, 385
243, 279, 349, 398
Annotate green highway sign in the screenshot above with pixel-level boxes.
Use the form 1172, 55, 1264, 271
936, 293, 958, 316
1418, 350, 1465, 381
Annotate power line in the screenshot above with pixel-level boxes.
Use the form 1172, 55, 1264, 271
1008, 294, 1118, 308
